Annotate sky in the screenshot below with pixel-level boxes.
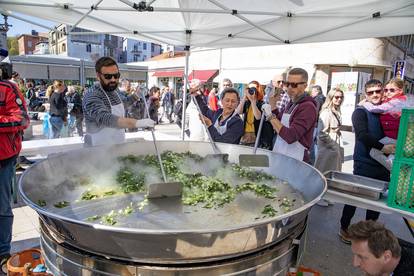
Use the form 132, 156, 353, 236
6, 13, 55, 36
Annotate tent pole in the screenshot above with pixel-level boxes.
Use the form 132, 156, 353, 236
181, 49, 190, 140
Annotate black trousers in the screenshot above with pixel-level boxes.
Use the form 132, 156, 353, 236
340, 161, 389, 230
340, 205, 380, 230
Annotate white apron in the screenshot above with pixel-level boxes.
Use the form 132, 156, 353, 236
273, 106, 306, 161
213, 111, 236, 135
88, 91, 126, 146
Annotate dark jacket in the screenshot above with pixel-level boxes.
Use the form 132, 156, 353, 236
196, 95, 244, 144
65, 92, 83, 115
394, 239, 414, 276
352, 107, 389, 181
242, 100, 274, 149
313, 94, 326, 114
49, 91, 68, 120
276, 94, 318, 162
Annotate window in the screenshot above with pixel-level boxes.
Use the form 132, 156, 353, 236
86, 44, 91, 52
143, 55, 147, 60
27, 41, 32, 48
143, 43, 147, 50
62, 43, 66, 52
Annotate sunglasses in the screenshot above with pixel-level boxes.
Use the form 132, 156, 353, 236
384, 88, 399, 93
285, 81, 306, 88
334, 95, 343, 99
101, 72, 121, 80
365, 89, 382, 96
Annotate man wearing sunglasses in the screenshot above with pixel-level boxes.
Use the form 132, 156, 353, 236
262, 67, 317, 163
339, 79, 393, 244
83, 57, 155, 146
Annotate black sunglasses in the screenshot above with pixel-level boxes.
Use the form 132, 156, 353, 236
365, 89, 382, 96
334, 95, 343, 99
101, 72, 121, 80
285, 81, 306, 88
384, 88, 398, 93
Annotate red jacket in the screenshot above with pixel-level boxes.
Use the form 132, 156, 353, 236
0, 80, 29, 161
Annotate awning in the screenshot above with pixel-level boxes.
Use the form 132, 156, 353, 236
188, 70, 219, 83
152, 70, 184, 78
49, 65, 80, 80
13, 63, 48, 79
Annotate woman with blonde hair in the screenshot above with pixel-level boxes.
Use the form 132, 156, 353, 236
45, 85, 54, 99
315, 88, 344, 175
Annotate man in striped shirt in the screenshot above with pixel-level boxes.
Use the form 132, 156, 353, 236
82, 57, 154, 146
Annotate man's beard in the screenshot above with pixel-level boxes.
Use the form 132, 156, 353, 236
100, 78, 118, 92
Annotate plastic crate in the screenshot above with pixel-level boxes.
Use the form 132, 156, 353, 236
395, 108, 414, 160
387, 159, 414, 213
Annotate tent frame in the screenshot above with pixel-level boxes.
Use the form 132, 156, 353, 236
2, 0, 414, 139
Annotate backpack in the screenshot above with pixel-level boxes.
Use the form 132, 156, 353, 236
173, 99, 183, 118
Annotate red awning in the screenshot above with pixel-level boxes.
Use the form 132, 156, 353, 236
152, 70, 184, 77
188, 70, 219, 82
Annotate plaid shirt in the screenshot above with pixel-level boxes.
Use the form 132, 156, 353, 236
277, 90, 290, 112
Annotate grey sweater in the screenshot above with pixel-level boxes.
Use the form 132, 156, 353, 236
82, 83, 123, 134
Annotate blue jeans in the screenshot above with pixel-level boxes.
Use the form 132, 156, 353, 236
50, 116, 64, 138
0, 155, 16, 255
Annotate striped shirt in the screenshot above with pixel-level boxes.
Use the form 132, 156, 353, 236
82, 83, 123, 134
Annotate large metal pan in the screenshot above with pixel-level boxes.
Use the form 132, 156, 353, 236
19, 141, 326, 264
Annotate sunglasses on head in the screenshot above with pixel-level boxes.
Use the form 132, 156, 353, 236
101, 72, 121, 80
365, 89, 382, 96
334, 95, 343, 99
384, 88, 398, 93
285, 81, 306, 88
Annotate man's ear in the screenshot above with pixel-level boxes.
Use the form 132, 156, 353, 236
382, 250, 393, 263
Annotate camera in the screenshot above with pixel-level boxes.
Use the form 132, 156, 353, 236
248, 87, 257, 95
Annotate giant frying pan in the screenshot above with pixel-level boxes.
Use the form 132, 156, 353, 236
19, 141, 326, 264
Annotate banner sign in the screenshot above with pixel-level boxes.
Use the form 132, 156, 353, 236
394, 60, 405, 79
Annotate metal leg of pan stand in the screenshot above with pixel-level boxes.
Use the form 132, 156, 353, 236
402, 217, 414, 239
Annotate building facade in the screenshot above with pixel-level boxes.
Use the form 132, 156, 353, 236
103, 34, 123, 63
18, 31, 48, 55
49, 24, 105, 61
34, 41, 49, 55
121, 38, 162, 63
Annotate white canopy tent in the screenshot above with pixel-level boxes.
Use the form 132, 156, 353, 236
1, 0, 413, 138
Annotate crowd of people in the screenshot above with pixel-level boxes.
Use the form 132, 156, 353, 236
1, 56, 413, 275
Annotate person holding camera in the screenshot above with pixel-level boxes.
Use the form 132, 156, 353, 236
237, 80, 274, 149
261, 68, 317, 163
0, 58, 29, 273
